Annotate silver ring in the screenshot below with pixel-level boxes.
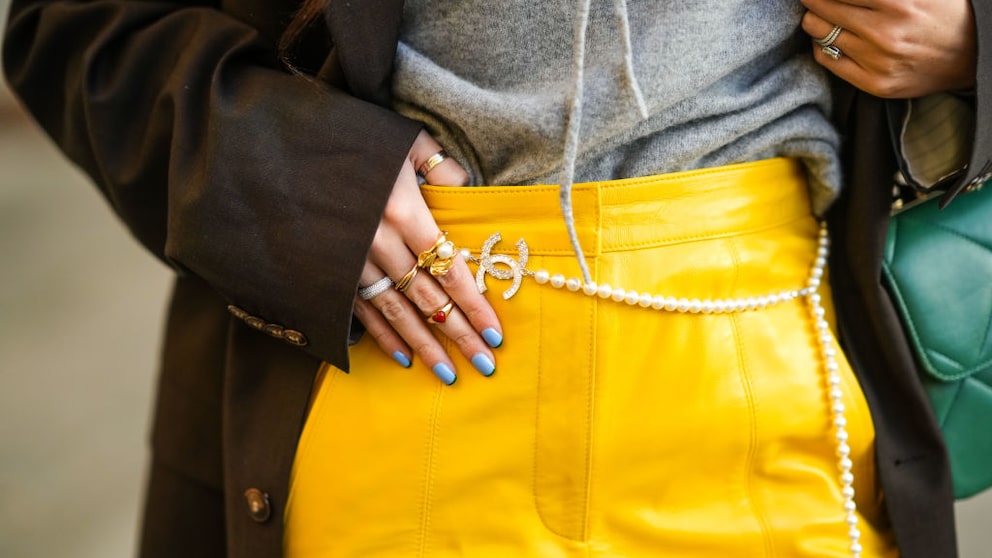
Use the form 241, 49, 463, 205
357, 276, 394, 300
815, 25, 843, 48
822, 45, 842, 61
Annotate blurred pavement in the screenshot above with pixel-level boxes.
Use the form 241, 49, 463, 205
1, 14, 171, 556
1, 3, 990, 557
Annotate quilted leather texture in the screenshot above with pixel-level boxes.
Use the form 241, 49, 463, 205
883, 184, 992, 499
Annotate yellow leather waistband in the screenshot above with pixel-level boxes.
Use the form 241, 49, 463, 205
420, 157, 812, 256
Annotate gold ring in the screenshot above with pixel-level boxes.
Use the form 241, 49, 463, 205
395, 263, 419, 293
418, 151, 448, 176
417, 231, 457, 277
426, 299, 455, 324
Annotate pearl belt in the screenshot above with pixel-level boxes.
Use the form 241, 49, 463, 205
462, 224, 863, 557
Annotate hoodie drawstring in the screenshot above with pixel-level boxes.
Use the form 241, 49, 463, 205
559, 0, 594, 284
613, 0, 649, 119
558, 0, 648, 285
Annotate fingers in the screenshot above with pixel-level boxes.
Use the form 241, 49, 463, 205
801, 0, 869, 33
357, 261, 462, 384
802, 11, 869, 81
801, 0, 977, 97
402, 255, 501, 361
353, 296, 412, 368
371, 234, 500, 384
802, 5, 878, 62
802, 11, 851, 49
802, 6, 909, 97
802, 9, 916, 98
358, 135, 502, 385
430, 257, 502, 342
358, 264, 498, 385
360, 290, 461, 385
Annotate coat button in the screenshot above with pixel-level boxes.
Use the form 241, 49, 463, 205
262, 323, 285, 339
283, 329, 308, 347
964, 172, 992, 192
243, 488, 271, 523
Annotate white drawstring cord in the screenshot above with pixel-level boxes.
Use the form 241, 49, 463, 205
558, 0, 595, 285
613, 0, 649, 118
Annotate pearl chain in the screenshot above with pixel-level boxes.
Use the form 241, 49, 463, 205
462, 224, 861, 556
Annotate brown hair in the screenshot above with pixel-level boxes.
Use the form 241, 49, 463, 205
278, 0, 329, 71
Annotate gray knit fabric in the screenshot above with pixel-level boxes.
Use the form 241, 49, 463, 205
392, 0, 841, 216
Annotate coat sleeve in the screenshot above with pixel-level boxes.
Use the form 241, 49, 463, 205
943, 0, 992, 200
887, 0, 992, 199
2, 0, 423, 370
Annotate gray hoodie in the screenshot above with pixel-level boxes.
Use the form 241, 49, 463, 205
393, 0, 839, 280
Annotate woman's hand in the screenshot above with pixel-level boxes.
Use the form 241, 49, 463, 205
353, 130, 503, 385
801, 0, 977, 98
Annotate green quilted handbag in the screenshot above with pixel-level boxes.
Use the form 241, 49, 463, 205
882, 182, 992, 499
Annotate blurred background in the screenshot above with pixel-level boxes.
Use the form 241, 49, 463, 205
1, 1, 172, 555
1, 2, 990, 556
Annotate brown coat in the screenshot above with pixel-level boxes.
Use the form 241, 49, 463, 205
4, 0, 992, 556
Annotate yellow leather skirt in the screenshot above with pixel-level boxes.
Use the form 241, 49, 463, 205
284, 158, 899, 557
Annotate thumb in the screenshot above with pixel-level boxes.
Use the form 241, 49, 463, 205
410, 130, 470, 186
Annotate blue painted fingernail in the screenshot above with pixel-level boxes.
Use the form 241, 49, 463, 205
432, 363, 457, 385
482, 328, 503, 348
392, 351, 412, 368
471, 353, 496, 377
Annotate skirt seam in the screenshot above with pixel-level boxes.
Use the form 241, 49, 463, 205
729, 236, 776, 558
417, 381, 445, 558
582, 259, 599, 547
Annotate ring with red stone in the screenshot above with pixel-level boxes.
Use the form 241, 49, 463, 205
426, 299, 456, 325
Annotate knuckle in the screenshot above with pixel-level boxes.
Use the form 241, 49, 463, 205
865, 76, 903, 98
435, 262, 467, 287
450, 330, 477, 351
370, 228, 393, 255
377, 298, 408, 323
353, 297, 372, 314
411, 339, 441, 360
381, 200, 411, 224
873, 26, 914, 60
892, 31, 912, 52
408, 284, 448, 312
458, 303, 488, 325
